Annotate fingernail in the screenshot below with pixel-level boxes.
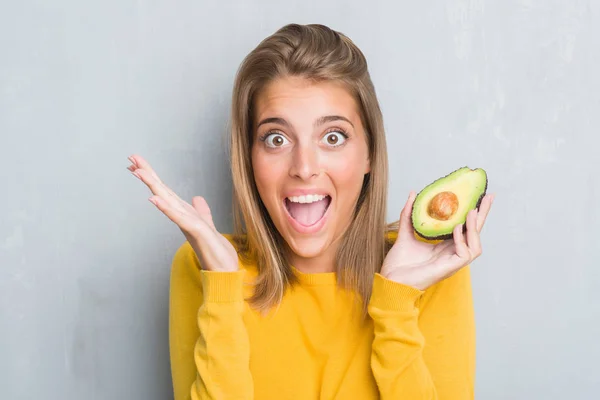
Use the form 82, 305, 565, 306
132, 171, 141, 179
148, 197, 157, 206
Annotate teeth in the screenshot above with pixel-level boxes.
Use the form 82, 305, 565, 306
287, 194, 327, 204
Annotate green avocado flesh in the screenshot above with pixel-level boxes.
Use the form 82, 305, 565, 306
411, 167, 487, 240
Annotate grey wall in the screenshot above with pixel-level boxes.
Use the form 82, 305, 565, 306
1, 1, 598, 399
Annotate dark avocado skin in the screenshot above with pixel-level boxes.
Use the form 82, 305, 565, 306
411, 168, 488, 241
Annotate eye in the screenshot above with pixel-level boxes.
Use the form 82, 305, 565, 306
262, 133, 290, 148
321, 131, 348, 147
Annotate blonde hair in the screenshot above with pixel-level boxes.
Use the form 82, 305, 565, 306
228, 23, 396, 313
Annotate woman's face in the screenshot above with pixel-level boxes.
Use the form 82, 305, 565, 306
251, 76, 371, 271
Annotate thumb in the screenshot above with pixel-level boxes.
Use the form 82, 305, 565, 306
398, 191, 417, 241
192, 196, 216, 231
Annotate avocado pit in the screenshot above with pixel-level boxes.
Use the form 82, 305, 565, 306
427, 191, 459, 221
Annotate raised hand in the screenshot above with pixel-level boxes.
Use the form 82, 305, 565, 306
127, 154, 239, 272
381, 191, 494, 290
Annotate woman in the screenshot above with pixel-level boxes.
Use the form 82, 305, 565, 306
127, 23, 493, 400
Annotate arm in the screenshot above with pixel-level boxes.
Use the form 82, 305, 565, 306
169, 242, 254, 400
126, 155, 254, 398
368, 273, 437, 399
418, 266, 475, 399
372, 189, 490, 399
369, 266, 475, 400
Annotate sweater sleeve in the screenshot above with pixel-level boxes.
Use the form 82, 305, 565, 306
368, 267, 475, 400
192, 270, 254, 399
169, 242, 254, 400
368, 273, 437, 399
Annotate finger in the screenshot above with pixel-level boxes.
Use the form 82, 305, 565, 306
149, 196, 185, 225
476, 194, 494, 232
150, 196, 212, 236
453, 222, 471, 262
127, 155, 185, 208
434, 223, 470, 279
192, 196, 216, 231
129, 155, 183, 204
127, 156, 138, 168
465, 209, 482, 258
135, 168, 186, 213
398, 191, 417, 242
129, 154, 163, 182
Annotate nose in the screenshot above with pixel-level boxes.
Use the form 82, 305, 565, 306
289, 142, 320, 180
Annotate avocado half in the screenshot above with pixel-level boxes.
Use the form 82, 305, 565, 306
411, 167, 487, 240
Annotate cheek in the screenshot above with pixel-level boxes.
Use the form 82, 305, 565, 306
252, 151, 281, 201
327, 152, 368, 193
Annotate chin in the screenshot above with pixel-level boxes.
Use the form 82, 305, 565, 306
284, 235, 331, 259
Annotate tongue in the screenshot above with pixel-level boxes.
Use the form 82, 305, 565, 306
287, 198, 328, 226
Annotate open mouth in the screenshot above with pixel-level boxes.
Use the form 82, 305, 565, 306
284, 195, 332, 227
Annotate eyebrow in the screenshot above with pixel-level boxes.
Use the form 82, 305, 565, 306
256, 115, 354, 130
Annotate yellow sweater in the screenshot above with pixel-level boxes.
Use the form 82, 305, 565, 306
169, 233, 475, 399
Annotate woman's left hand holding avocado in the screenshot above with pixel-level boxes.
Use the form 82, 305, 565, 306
381, 192, 494, 291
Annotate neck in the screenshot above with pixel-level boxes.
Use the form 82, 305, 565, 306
286, 245, 337, 274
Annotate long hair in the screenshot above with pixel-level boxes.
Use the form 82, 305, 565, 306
228, 23, 396, 313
